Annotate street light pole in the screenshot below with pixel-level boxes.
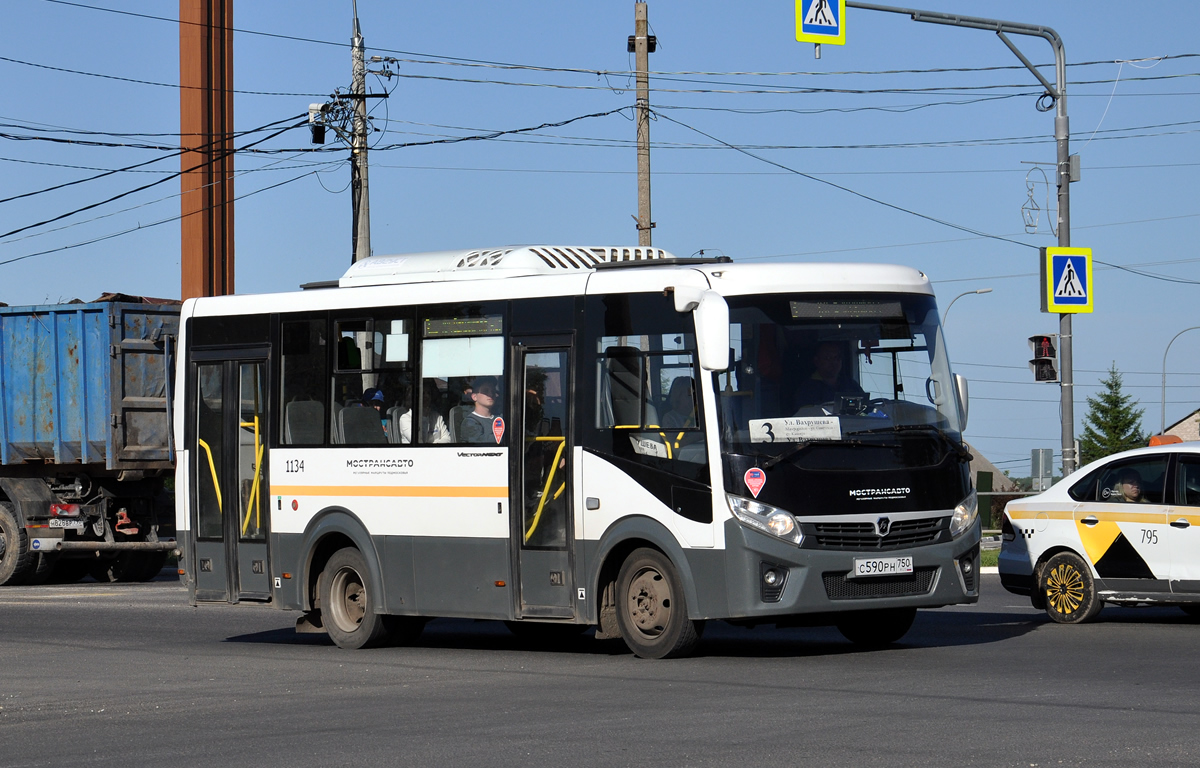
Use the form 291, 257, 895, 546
941, 288, 992, 327
1160, 326, 1200, 435
845, 3, 1076, 473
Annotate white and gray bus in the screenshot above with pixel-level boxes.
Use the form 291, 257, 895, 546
175, 246, 980, 658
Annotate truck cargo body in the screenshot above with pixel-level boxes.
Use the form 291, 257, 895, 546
0, 301, 181, 585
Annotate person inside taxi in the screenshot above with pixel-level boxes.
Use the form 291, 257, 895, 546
1113, 468, 1150, 503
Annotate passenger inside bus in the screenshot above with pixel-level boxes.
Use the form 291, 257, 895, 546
459, 376, 502, 443
395, 382, 451, 444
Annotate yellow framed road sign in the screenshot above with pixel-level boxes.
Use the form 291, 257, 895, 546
1040, 247, 1094, 314
796, 0, 846, 45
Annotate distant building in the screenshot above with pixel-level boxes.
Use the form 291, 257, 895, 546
1165, 409, 1200, 442
965, 443, 1020, 493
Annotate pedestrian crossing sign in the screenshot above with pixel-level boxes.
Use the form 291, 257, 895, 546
796, 0, 846, 45
1040, 247, 1093, 314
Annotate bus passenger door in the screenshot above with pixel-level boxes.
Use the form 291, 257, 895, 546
513, 341, 576, 619
192, 355, 272, 603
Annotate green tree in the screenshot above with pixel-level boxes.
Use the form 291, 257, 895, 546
1078, 363, 1146, 466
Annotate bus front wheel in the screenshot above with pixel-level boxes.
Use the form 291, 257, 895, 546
320, 547, 389, 649
615, 548, 702, 659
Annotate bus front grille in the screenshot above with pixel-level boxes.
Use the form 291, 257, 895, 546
807, 517, 946, 551
822, 567, 938, 600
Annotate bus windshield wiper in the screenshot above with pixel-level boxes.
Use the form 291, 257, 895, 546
853, 423, 973, 461
761, 438, 870, 470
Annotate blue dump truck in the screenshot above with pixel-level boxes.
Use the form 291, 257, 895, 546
0, 297, 181, 585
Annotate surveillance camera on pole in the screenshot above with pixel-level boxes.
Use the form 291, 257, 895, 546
308, 103, 326, 145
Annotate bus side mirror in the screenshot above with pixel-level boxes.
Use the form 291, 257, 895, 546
954, 373, 969, 432
673, 288, 729, 372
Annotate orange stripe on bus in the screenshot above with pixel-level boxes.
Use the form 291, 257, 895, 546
269, 485, 508, 498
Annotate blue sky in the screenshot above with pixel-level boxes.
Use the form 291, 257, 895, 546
2, 1, 1199, 474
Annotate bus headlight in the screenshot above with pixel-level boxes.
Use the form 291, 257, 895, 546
727, 494, 803, 545
949, 490, 979, 538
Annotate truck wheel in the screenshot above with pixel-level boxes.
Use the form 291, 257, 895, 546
23, 553, 58, 586
0, 502, 33, 586
1041, 551, 1103, 624
134, 551, 169, 581
835, 607, 918, 647
88, 552, 164, 582
615, 548, 702, 659
50, 558, 92, 584
319, 547, 389, 649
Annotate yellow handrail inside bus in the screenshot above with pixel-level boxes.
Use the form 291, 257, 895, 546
240, 415, 263, 536
524, 436, 566, 543
197, 438, 221, 514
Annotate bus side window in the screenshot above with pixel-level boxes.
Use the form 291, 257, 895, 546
418, 307, 506, 445
584, 293, 707, 480
329, 313, 415, 446
280, 317, 328, 446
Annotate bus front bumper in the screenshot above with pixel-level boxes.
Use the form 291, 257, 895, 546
718, 518, 981, 620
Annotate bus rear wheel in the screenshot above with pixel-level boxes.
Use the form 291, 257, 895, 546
320, 547, 389, 649
615, 548, 701, 659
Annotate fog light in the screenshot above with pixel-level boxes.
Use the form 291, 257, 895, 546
760, 562, 788, 603
961, 558, 974, 575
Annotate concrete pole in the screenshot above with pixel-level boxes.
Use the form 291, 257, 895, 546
634, 2, 653, 246
351, 3, 371, 264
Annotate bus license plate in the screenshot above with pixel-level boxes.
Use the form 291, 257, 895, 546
852, 556, 913, 578
48, 518, 84, 529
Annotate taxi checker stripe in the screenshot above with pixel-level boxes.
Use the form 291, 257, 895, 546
270, 485, 507, 498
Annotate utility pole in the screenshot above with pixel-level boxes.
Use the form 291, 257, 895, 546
350, 0, 371, 264
630, 2, 655, 246
846, 2, 1079, 474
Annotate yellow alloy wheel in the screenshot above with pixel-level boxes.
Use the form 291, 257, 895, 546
1045, 562, 1085, 616
1040, 551, 1102, 624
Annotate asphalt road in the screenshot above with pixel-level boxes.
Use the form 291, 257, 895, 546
2, 574, 1198, 768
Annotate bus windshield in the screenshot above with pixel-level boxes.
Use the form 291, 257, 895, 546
717, 292, 962, 460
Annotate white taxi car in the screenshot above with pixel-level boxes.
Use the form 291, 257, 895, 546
999, 441, 1200, 624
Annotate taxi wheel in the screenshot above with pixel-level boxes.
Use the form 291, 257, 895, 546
1040, 552, 1102, 624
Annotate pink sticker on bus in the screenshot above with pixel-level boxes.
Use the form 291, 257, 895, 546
492, 417, 505, 444
744, 468, 766, 498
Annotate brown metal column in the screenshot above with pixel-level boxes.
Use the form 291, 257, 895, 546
180, 0, 234, 300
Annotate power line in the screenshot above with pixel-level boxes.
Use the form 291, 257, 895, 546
0, 55, 325, 97
0, 118, 306, 242
652, 110, 1037, 251
0, 115, 304, 206
44, 0, 1200, 79
0, 169, 320, 268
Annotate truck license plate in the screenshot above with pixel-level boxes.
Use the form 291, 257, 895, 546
48, 518, 84, 529
851, 555, 913, 578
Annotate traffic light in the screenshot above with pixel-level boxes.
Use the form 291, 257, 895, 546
1028, 334, 1059, 383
